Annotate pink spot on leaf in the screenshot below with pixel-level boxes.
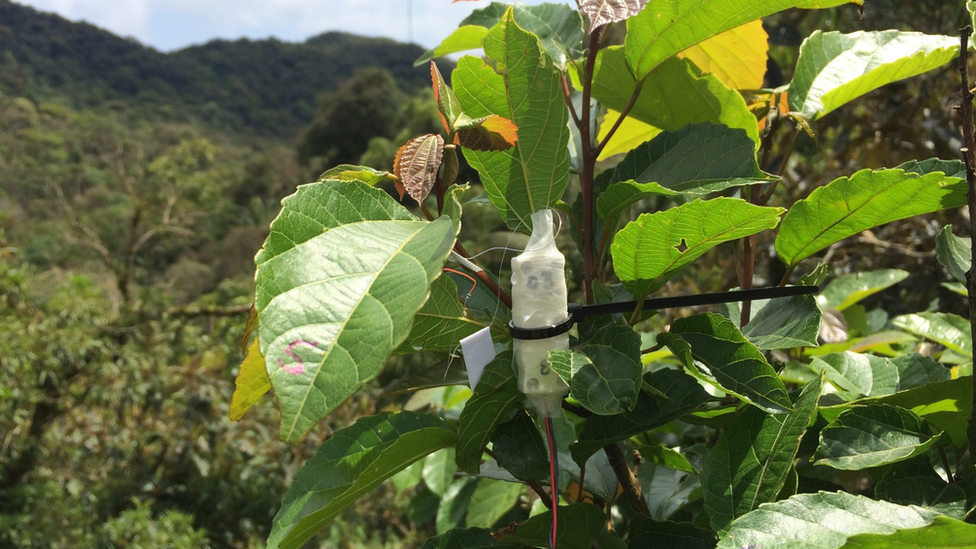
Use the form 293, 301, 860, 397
277, 339, 318, 375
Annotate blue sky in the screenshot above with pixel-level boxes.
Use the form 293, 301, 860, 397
16, 0, 565, 52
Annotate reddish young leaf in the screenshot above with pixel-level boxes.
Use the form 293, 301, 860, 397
580, 0, 650, 32
393, 134, 445, 204
454, 114, 519, 151
430, 61, 463, 135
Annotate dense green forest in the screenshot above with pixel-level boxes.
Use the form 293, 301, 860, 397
0, 0, 432, 136
0, 0, 973, 547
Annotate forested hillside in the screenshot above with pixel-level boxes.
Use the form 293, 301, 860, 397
0, 0, 432, 136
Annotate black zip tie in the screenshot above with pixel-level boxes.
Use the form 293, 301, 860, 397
508, 285, 819, 340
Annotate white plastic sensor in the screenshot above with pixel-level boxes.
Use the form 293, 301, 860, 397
511, 209, 570, 417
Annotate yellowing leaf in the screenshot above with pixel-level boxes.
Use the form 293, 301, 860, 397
454, 114, 519, 151
230, 338, 271, 421
678, 21, 768, 90
597, 109, 661, 160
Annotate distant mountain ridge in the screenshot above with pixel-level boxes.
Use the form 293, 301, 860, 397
0, 0, 433, 136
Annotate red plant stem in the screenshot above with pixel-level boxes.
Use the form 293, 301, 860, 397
561, 73, 582, 128
595, 80, 645, 158
454, 241, 513, 310
957, 27, 976, 460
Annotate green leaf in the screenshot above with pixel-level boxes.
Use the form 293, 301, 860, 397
628, 517, 717, 549
774, 169, 967, 267
813, 404, 942, 470
422, 2, 585, 68
612, 198, 784, 299
820, 377, 973, 449
624, 0, 851, 81
504, 503, 607, 549
423, 448, 458, 497
741, 293, 822, 349
717, 491, 941, 549
590, 49, 759, 144
571, 369, 710, 466
897, 158, 967, 180
548, 347, 641, 416
703, 375, 824, 532
266, 412, 456, 549
637, 445, 698, 474
788, 31, 960, 120
465, 479, 523, 528
841, 515, 976, 549
254, 181, 456, 442
820, 270, 910, 311
419, 528, 522, 549
453, 10, 570, 230
490, 410, 550, 481
430, 61, 464, 133
436, 478, 479, 534
229, 338, 270, 421
808, 352, 950, 402
456, 351, 521, 474
639, 462, 701, 520
398, 276, 486, 354
936, 225, 971, 284
891, 313, 972, 358
596, 122, 771, 222
874, 456, 968, 518
658, 313, 795, 414
416, 26, 491, 67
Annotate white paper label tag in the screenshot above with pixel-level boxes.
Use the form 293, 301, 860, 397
460, 327, 495, 390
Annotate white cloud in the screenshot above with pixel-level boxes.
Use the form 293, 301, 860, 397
15, 0, 567, 51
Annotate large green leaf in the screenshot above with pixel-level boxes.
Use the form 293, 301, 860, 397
936, 225, 971, 284
590, 49, 759, 144
774, 169, 967, 267
490, 410, 549, 481
819, 377, 973, 449
841, 516, 976, 549
456, 351, 521, 474
813, 403, 942, 470
423, 448, 458, 497
628, 517, 717, 549
639, 462, 701, 520
398, 276, 486, 354
874, 456, 968, 518
267, 412, 456, 549
658, 313, 795, 414
465, 479, 523, 528
717, 491, 941, 549
255, 181, 456, 442
503, 503, 607, 549
741, 293, 822, 350
418, 2, 585, 68
453, 11, 569, 229
788, 31, 959, 120
808, 352, 950, 402
820, 270, 910, 312
703, 375, 824, 532
416, 26, 490, 67
571, 368, 710, 465
891, 313, 972, 358
548, 347, 641, 415
596, 122, 771, 222
624, 0, 852, 81
612, 198, 783, 299
419, 528, 522, 549
436, 478, 479, 534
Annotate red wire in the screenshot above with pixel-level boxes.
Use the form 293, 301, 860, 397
545, 416, 558, 549
442, 268, 477, 297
